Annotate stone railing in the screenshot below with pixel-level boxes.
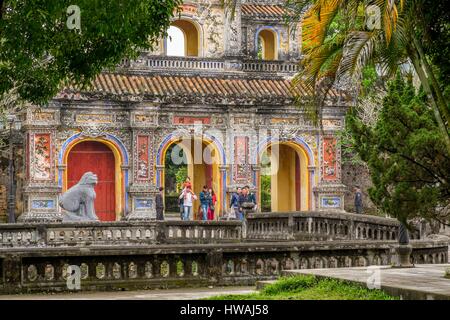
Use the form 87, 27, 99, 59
0, 212, 421, 248
246, 211, 420, 241
0, 240, 447, 294
241, 59, 299, 73
162, 221, 242, 244
0, 221, 242, 248
119, 55, 299, 74
0, 212, 446, 294
146, 56, 225, 72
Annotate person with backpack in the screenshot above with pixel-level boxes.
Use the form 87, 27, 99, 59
229, 187, 242, 220
199, 185, 210, 221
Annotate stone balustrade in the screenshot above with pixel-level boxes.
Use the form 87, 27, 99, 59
0, 240, 447, 294
0, 212, 446, 294
242, 59, 299, 73
0, 212, 421, 248
246, 211, 420, 241
0, 221, 242, 248
120, 55, 299, 74
146, 56, 225, 72
162, 221, 242, 244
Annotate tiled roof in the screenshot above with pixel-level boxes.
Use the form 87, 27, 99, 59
59, 73, 350, 104
241, 4, 287, 19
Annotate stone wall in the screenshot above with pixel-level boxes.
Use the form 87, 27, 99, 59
0, 144, 25, 223
342, 162, 377, 214
0, 213, 446, 294
0, 211, 411, 248
0, 240, 446, 294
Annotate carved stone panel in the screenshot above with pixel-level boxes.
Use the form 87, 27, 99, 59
29, 132, 54, 183
134, 135, 152, 182
234, 136, 250, 183
173, 116, 211, 125
321, 137, 339, 182
75, 114, 113, 124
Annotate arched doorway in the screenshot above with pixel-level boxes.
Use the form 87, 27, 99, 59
66, 141, 116, 221
166, 19, 200, 57
257, 29, 278, 60
159, 137, 222, 218
166, 25, 186, 57
259, 142, 311, 212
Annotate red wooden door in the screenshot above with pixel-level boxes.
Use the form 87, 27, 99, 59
67, 141, 116, 221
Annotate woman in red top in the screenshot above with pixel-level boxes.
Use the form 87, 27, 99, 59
207, 188, 217, 220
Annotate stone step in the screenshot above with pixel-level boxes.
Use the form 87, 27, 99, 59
255, 280, 277, 290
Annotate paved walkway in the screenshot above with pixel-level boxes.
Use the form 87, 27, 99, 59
0, 286, 255, 300
284, 264, 450, 300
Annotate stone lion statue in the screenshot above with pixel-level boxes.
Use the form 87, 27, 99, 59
60, 172, 99, 222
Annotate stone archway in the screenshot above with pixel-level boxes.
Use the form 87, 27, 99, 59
67, 141, 116, 221
256, 28, 278, 60
258, 140, 313, 212
59, 134, 129, 221
167, 19, 201, 57
156, 134, 226, 217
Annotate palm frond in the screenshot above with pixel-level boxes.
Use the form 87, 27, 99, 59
337, 30, 381, 85
292, 37, 344, 124
302, 0, 342, 50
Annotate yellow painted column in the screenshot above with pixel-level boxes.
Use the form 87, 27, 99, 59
270, 147, 279, 212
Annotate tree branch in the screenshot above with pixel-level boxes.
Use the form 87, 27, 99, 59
408, 42, 450, 153
380, 145, 445, 184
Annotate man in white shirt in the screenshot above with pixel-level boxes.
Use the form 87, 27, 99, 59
179, 186, 197, 220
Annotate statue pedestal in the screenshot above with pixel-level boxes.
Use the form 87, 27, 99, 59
18, 185, 63, 223
124, 185, 157, 221
241, 202, 255, 239
314, 184, 347, 212
394, 244, 414, 268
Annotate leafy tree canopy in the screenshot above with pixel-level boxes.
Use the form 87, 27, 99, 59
346, 74, 450, 225
287, 0, 450, 152
0, 0, 182, 106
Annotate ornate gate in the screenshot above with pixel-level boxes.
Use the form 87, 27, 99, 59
67, 141, 116, 221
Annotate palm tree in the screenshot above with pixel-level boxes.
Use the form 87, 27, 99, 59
286, 0, 450, 153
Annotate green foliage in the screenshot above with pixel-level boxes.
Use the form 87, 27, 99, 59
0, 0, 182, 106
165, 195, 181, 213
288, 0, 450, 152
164, 144, 187, 192
346, 74, 450, 225
262, 275, 317, 295
257, 38, 263, 60
207, 275, 396, 300
415, 0, 450, 84
175, 166, 188, 191
260, 174, 271, 212
361, 65, 379, 96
